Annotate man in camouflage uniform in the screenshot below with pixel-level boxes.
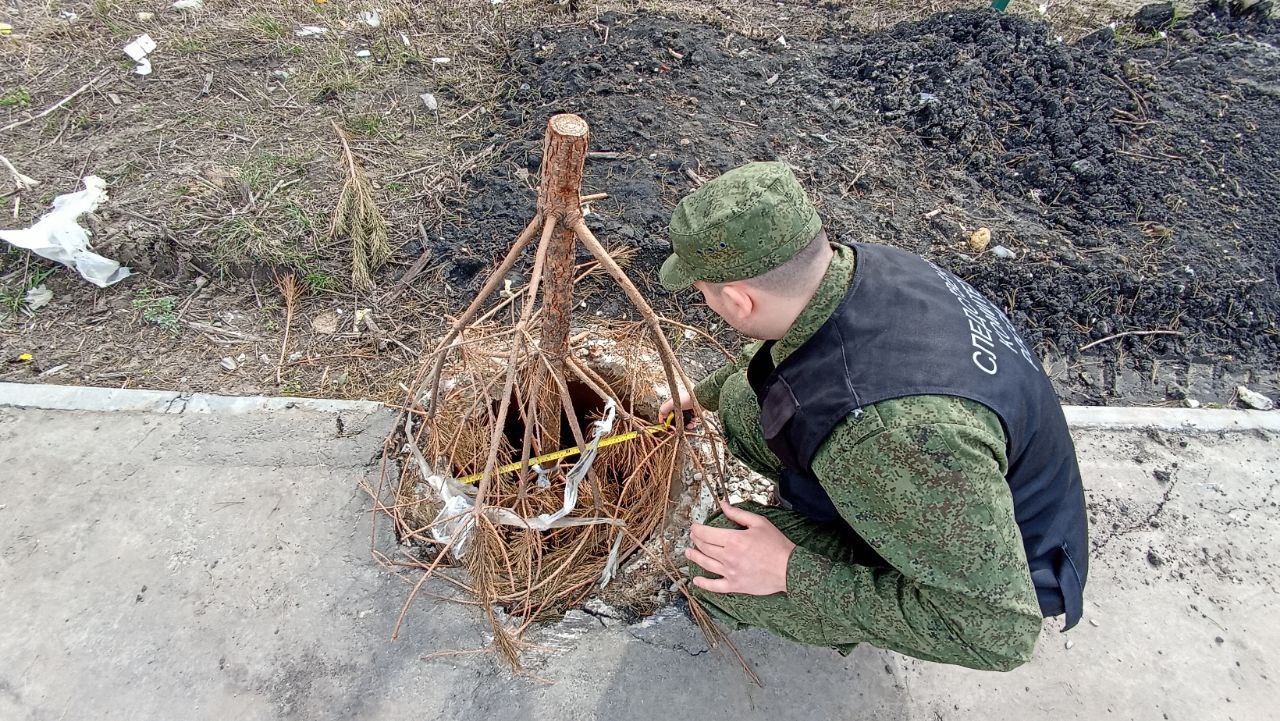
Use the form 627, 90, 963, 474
658, 162, 1088, 671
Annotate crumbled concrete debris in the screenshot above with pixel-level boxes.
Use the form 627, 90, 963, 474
583, 597, 624, 626
1236, 385, 1275, 411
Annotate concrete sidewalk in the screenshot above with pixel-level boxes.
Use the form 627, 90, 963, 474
0, 384, 1276, 720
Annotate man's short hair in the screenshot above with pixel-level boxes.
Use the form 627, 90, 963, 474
730, 229, 830, 294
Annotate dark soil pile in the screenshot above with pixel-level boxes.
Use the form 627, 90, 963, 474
437, 3, 1279, 403
828, 13, 1141, 232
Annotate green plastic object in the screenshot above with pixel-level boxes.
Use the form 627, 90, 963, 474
991, 0, 1010, 10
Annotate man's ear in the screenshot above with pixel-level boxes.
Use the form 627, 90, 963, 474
718, 282, 755, 321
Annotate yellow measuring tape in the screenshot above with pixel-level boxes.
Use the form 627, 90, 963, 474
457, 414, 675, 485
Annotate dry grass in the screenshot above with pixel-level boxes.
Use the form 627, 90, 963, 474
0, 0, 1153, 398
0, 0, 538, 396
273, 270, 302, 383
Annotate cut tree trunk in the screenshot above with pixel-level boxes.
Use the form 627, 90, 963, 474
536, 114, 590, 443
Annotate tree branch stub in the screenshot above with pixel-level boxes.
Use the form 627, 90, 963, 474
537, 114, 591, 441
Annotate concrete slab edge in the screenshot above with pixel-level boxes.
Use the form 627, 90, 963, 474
1, 382, 1275, 432
1061, 405, 1278, 433
0, 382, 384, 416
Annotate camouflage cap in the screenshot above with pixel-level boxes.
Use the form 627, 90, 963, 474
659, 161, 820, 292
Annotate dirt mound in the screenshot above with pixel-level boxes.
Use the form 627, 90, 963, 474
828, 11, 1142, 232
434, 4, 1279, 403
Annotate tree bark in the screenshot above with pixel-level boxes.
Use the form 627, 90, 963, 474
536, 114, 590, 442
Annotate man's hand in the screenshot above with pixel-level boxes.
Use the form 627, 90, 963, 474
658, 386, 698, 429
686, 501, 797, 595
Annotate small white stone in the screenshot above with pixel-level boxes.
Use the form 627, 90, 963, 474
1065, 639, 1074, 650
1237, 385, 1275, 411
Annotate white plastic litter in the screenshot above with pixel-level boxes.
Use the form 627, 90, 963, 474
172, 0, 204, 9
123, 34, 157, 76
0, 176, 132, 288
24, 285, 53, 310
295, 26, 329, 37
360, 11, 381, 27
529, 462, 552, 489
354, 49, 371, 58
408, 400, 626, 566
431, 57, 451, 64
1237, 385, 1275, 411
599, 529, 625, 588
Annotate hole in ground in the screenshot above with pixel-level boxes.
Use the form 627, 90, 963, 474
497, 378, 610, 454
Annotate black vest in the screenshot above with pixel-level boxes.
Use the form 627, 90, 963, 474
747, 243, 1088, 629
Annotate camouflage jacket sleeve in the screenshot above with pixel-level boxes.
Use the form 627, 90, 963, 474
787, 395, 1044, 671
693, 342, 761, 412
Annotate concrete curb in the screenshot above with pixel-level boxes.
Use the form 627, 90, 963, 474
0, 382, 384, 415
1062, 405, 1279, 433
1, 382, 1275, 432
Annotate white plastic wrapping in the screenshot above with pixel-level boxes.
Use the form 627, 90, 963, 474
0, 176, 132, 287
